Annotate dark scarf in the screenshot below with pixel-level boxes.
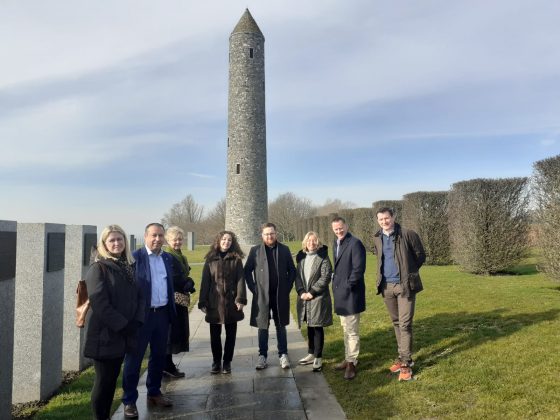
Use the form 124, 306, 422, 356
114, 255, 134, 283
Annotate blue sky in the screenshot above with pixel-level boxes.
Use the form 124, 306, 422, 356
1, 0, 559, 237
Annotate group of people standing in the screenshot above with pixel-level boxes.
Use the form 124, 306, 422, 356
83, 206, 426, 419
84, 223, 196, 419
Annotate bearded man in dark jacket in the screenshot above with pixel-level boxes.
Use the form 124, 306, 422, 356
373, 207, 425, 382
244, 222, 296, 370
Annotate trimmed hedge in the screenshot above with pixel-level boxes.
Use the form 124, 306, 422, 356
532, 154, 560, 281
402, 191, 451, 265
448, 178, 529, 274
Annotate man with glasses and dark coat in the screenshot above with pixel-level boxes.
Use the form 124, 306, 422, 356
244, 222, 297, 370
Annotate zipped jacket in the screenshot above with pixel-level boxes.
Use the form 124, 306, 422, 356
373, 223, 426, 297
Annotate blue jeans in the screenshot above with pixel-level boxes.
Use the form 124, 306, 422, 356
258, 318, 287, 358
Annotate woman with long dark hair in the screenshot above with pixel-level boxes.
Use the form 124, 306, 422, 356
198, 231, 246, 374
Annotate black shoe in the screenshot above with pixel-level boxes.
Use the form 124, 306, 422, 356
124, 403, 138, 418
163, 364, 185, 378
211, 362, 221, 374
222, 361, 231, 374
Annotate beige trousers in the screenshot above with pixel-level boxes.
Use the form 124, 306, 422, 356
339, 313, 360, 364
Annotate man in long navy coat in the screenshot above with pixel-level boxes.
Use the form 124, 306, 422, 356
121, 223, 178, 418
331, 216, 366, 380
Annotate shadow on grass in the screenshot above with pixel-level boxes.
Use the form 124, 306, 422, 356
322, 308, 559, 418
501, 263, 539, 275
413, 308, 559, 372
347, 308, 560, 374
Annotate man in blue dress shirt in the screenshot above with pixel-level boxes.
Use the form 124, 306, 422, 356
121, 223, 178, 418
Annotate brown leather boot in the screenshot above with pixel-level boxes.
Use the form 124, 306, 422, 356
344, 362, 356, 380
333, 360, 348, 371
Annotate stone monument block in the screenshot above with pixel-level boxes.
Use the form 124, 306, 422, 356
0, 221, 16, 419
62, 225, 96, 372
186, 231, 195, 251
12, 223, 65, 403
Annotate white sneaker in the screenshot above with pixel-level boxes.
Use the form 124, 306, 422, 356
312, 358, 322, 372
298, 354, 314, 365
280, 354, 290, 369
255, 355, 267, 370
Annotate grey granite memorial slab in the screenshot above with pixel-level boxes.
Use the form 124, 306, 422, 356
12, 223, 65, 403
62, 225, 96, 371
0, 221, 16, 420
187, 231, 195, 251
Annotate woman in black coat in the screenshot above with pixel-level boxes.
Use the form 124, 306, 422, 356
84, 225, 144, 420
198, 231, 247, 374
163, 226, 195, 378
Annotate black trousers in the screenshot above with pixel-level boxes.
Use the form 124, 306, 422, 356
92, 356, 124, 420
209, 323, 238, 363
307, 326, 325, 358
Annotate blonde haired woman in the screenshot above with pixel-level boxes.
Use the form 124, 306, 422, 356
163, 226, 195, 378
84, 225, 144, 420
295, 231, 333, 372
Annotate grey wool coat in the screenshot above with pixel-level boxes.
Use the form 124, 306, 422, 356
244, 242, 297, 329
295, 246, 333, 328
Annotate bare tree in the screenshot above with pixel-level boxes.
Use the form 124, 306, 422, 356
268, 192, 316, 241
315, 198, 356, 216
161, 194, 205, 234
198, 198, 227, 244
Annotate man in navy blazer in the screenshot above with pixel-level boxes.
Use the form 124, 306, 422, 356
331, 216, 366, 380
121, 223, 178, 418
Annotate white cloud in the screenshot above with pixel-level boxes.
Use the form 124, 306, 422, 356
2, 0, 560, 230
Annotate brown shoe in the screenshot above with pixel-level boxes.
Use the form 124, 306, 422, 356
333, 360, 348, 371
124, 403, 138, 418
344, 362, 357, 380
147, 393, 173, 407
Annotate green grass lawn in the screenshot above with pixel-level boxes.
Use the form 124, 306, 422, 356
25, 244, 560, 419
292, 246, 560, 419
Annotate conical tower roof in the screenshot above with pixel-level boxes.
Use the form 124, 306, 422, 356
231, 8, 263, 37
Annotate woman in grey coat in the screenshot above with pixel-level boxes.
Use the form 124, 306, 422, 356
295, 231, 333, 372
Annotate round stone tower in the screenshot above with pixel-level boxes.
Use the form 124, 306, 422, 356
225, 9, 268, 247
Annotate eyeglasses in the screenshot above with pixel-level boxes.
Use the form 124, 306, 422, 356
262, 233, 276, 236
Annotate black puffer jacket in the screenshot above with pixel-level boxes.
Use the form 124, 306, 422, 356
83, 258, 144, 359
198, 253, 247, 324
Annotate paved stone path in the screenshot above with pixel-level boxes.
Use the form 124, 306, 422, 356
112, 297, 346, 419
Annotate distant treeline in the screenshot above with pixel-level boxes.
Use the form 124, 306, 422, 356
295, 154, 560, 280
